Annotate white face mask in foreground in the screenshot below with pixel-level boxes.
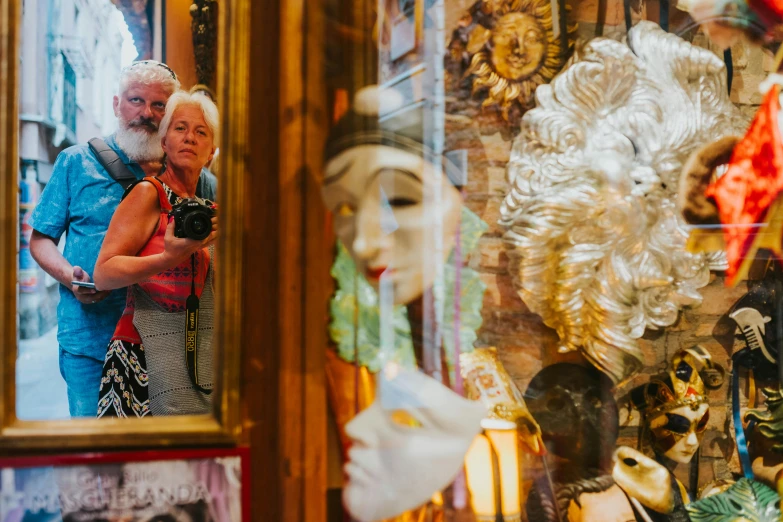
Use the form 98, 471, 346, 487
342, 365, 486, 522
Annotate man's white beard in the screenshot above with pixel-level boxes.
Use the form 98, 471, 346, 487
115, 125, 163, 162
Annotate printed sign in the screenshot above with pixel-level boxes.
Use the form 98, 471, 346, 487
0, 448, 249, 522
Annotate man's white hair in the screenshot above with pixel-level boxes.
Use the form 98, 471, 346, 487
118, 60, 181, 96
159, 91, 219, 144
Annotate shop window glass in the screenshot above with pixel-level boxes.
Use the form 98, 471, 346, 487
321, 1, 783, 521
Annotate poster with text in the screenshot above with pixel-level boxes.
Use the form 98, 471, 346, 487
0, 448, 248, 522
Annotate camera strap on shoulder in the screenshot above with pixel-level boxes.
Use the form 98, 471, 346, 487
186, 253, 211, 395
88, 138, 138, 190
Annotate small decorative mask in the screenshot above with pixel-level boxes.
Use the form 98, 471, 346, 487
727, 274, 781, 381
630, 346, 721, 463
612, 446, 691, 519
322, 87, 489, 521
447, 0, 574, 126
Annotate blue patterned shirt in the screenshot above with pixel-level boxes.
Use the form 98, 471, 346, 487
29, 134, 217, 360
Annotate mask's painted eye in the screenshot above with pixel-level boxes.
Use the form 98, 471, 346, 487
334, 202, 355, 217
387, 197, 417, 207
390, 409, 422, 428
663, 413, 691, 434
696, 410, 710, 433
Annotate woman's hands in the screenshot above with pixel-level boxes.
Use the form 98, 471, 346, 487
160, 215, 218, 268
95, 181, 216, 291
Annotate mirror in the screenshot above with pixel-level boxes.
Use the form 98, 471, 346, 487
16, 0, 221, 421
1, 0, 245, 446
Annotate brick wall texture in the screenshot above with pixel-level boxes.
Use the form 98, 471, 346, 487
446, 0, 774, 496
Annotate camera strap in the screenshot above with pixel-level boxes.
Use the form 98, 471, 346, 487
88, 138, 139, 190
186, 253, 212, 395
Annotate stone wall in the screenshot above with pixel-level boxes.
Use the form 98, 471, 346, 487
445, 0, 773, 498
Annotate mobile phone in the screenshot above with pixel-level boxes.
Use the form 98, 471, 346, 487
71, 281, 96, 290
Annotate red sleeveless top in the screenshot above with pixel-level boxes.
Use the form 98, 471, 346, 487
112, 177, 212, 344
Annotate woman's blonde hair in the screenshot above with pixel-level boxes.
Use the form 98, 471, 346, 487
159, 91, 219, 145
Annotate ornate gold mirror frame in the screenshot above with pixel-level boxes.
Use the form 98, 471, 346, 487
0, 0, 248, 450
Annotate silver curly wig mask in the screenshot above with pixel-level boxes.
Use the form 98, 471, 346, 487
499, 22, 747, 384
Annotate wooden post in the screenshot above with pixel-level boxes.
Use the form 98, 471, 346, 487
241, 0, 329, 520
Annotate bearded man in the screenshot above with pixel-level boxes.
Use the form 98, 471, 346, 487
29, 60, 217, 417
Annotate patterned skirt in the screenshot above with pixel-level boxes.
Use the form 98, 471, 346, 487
97, 339, 150, 418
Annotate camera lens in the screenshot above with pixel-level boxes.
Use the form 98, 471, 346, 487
183, 212, 212, 240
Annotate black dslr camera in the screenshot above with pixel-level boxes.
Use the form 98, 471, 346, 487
170, 199, 216, 240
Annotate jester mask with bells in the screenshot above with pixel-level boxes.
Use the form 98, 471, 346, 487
630, 347, 720, 463
499, 22, 746, 384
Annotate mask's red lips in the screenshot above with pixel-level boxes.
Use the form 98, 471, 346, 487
366, 267, 389, 280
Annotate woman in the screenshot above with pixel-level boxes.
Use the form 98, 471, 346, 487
94, 91, 218, 418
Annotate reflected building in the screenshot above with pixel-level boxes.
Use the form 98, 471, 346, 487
18, 0, 131, 339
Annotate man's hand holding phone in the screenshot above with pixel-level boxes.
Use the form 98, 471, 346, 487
71, 266, 111, 305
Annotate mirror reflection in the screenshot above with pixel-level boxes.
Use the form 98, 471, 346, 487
16, 0, 220, 420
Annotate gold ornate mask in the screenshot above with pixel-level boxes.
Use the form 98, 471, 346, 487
448, 0, 575, 125
630, 346, 720, 463
489, 13, 546, 80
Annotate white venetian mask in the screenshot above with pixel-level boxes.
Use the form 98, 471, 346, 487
322, 144, 463, 306
342, 366, 486, 521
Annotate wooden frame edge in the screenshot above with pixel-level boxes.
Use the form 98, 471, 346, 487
0, 0, 246, 450
0, 0, 21, 445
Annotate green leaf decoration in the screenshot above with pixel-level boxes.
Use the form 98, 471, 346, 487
686, 479, 780, 522
328, 242, 415, 372
328, 207, 488, 373
441, 262, 485, 362
457, 204, 487, 255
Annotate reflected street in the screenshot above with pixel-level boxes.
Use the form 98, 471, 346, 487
17, 326, 68, 420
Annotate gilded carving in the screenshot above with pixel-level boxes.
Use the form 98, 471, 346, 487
747, 386, 783, 454
191, 0, 218, 88
448, 0, 575, 126
460, 347, 543, 454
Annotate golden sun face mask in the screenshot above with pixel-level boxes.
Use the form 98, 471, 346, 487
489, 13, 547, 80
450, 0, 575, 125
